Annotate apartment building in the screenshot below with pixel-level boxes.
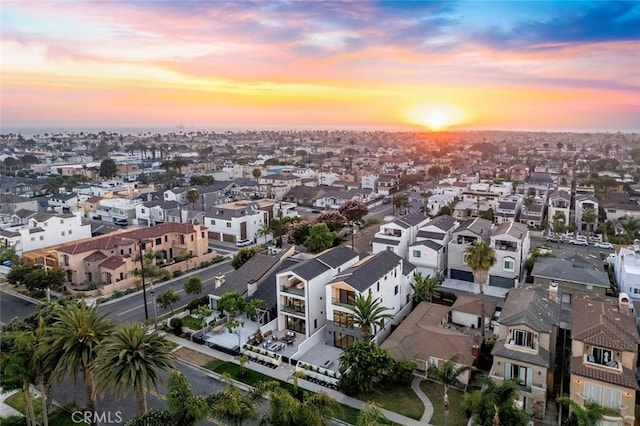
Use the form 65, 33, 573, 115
1, 210, 92, 256
372, 212, 430, 258
488, 222, 530, 288
447, 217, 493, 282
55, 222, 208, 286
275, 247, 359, 338
489, 285, 560, 419
409, 215, 457, 278
569, 294, 639, 426
325, 250, 415, 348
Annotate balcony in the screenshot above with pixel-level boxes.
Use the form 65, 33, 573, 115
494, 241, 518, 252
281, 305, 306, 317
281, 285, 305, 297
332, 298, 355, 309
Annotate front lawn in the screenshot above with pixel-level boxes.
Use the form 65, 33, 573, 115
355, 384, 424, 420
420, 381, 469, 426
4, 391, 84, 425
181, 315, 204, 330
5, 391, 43, 417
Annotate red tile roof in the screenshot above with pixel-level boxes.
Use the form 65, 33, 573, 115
99, 256, 126, 270
83, 251, 108, 262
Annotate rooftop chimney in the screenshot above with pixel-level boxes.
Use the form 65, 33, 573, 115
618, 293, 630, 313
549, 281, 559, 303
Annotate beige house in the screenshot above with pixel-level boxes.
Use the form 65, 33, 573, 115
569, 294, 639, 426
55, 222, 208, 286
489, 285, 560, 419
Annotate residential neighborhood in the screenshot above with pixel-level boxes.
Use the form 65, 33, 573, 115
1, 129, 640, 426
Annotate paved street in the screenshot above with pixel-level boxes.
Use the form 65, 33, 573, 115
529, 236, 614, 261
0, 289, 37, 325
98, 260, 235, 323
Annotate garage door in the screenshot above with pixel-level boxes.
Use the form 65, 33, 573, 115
222, 233, 236, 243
450, 269, 474, 282
489, 276, 515, 288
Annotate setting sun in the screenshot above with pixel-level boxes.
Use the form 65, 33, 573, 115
405, 104, 468, 131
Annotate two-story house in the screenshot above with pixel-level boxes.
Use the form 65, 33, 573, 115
325, 250, 415, 347
275, 247, 359, 338
372, 212, 430, 258
520, 203, 545, 228
490, 285, 560, 419
488, 222, 530, 288
377, 174, 399, 196
204, 201, 267, 244
495, 200, 519, 224
569, 293, 639, 426
134, 201, 179, 226
575, 194, 599, 233
448, 217, 493, 282
48, 193, 79, 214
409, 215, 457, 278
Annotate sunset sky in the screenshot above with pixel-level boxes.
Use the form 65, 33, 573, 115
1, 1, 639, 132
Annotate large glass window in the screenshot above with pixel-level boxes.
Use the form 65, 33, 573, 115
286, 316, 306, 334
603, 388, 621, 409
336, 289, 355, 306
584, 383, 602, 404
334, 332, 354, 349
503, 257, 515, 272
333, 311, 353, 328
589, 347, 615, 367
510, 329, 534, 348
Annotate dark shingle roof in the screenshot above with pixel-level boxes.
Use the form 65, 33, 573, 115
571, 357, 638, 389
531, 257, 609, 287
397, 212, 428, 227
373, 237, 401, 246
410, 240, 442, 251
316, 246, 358, 269
329, 251, 403, 292
416, 231, 445, 241
425, 215, 456, 231
500, 286, 560, 333
290, 258, 330, 281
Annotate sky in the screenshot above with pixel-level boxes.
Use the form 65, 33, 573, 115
1, 0, 639, 133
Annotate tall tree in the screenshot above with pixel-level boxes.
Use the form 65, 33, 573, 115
43, 302, 112, 420
260, 387, 340, 426
184, 276, 203, 295
582, 208, 597, 252
304, 223, 336, 253
207, 383, 259, 426
356, 402, 389, 426
99, 159, 118, 179
95, 323, 175, 413
252, 168, 262, 180
557, 397, 620, 426
392, 194, 409, 215
551, 211, 566, 246
166, 371, 209, 426
185, 188, 199, 206
338, 200, 368, 223
157, 288, 180, 314
428, 354, 472, 426
348, 292, 394, 342
462, 377, 529, 426
411, 272, 441, 304
258, 222, 272, 245
338, 341, 395, 394
465, 240, 496, 340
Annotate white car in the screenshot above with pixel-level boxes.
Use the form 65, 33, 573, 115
236, 239, 253, 247
569, 239, 588, 246
594, 242, 614, 249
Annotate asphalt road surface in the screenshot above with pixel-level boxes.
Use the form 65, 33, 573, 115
0, 289, 37, 325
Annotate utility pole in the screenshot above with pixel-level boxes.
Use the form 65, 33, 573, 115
138, 240, 149, 321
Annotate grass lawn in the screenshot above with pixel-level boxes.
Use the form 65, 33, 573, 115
355, 384, 424, 420
207, 361, 360, 425
420, 381, 469, 426
5, 390, 43, 416
49, 411, 88, 425
181, 315, 204, 330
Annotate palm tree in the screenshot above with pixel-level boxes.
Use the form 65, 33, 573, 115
428, 354, 472, 426
462, 376, 529, 426
551, 211, 566, 248
207, 382, 259, 426
582, 208, 597, 252
411, 272, 441, 304
165, 371, 209, 426
185, 188, 199, 207
94, 323, 175, 413
288, 370, 306, 397
558, 397, 620, 426
465, 240, 496, 341
258, 222, 272, 245
348, 292, 394, 343
356, 402, 389, 426
261, 388, 340, 426
43, 302, 112, 418
1, 332, 38, 426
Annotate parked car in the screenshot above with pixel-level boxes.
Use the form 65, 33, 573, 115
546, 235, 560, 243
594, 242, 614, 249
569, 239, 588, 246
236, 239, 253, 247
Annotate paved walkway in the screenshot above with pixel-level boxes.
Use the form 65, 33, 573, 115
165, 334, 434, 426
0, 389, 23, 418
412, 376, 433, 424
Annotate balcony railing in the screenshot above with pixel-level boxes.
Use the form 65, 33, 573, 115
281, 286, 305, 296
332, 298, 355, 308
281, 305, 306, 316
332, 321, 354, 330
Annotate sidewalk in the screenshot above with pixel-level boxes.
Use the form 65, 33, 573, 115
0, 389, 23, 418
165, 334, 433, 426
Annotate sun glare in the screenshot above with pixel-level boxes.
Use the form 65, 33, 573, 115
405, 104, 467, 131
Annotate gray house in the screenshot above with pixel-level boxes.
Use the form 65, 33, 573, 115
447, 217, 493, 282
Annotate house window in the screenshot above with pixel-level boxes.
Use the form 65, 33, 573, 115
463, 254, 468, 265
39, 236, 44, 240
413, 250, 421, 258
510, 329, 533, 349
584, 383, 602, 404
387, 246, 393, 252
165, 236, 168, 242
141, 208, 145, 213
505, 363, 533, 387
602, 388, 621, 409
589, 347, 615, 367
191, 235, 194, 241
333, 311, 353, 328
377, 282, 379, 292
334, 332, 354, 349
68, 230, 72, 234
61, 231, 65, 236
226, 223, 231, 228
155, 238, 162, 245
394, 285, 399, 295
503, 258, 515, 272
201, 232, 205, 238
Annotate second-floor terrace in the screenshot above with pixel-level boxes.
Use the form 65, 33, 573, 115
379, 227, 402, 237
331, 287, 356, 309
279, 275, 306, 297
494, 239, 519, 252
280, 296, 306, 317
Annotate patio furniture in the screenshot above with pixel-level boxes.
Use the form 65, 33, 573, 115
322, 360, 333, 368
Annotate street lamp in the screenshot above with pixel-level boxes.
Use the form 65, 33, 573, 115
138, 240, 149, 321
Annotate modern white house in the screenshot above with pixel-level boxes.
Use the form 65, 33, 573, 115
325, 250, 415, 348
547, 190, 571, 226
360, 174, 379, 191
613, 241, 640, 300
48, 193, 80, 213
447, 217, 493, 282
372, 212, 430, 258
275, 247, 359, 338
488, 222, 530, 288
409, 215, 457, 278
575, 194, 599, 233
204, 201, 267, 244
0, 211, 92, 256
134, 201, 179, 226
425, 192, 457, 217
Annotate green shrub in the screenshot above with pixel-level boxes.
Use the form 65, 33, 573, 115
169, 317, 184, 335
173, 269, 184, 278
186, 296, 209, 311
0, 416, 27, 426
